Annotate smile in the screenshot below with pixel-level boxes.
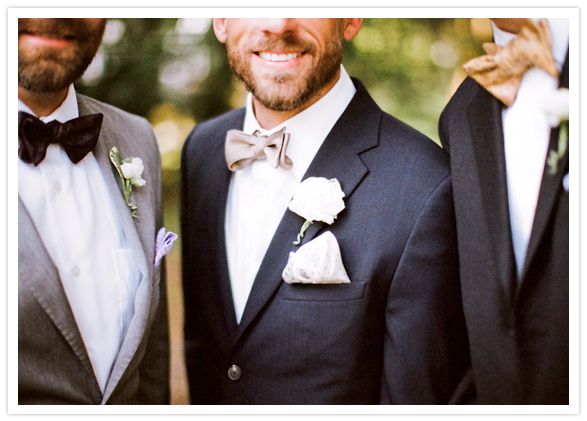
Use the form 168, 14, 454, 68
257, 52, 303, 62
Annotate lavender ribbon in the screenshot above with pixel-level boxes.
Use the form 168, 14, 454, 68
154, 227, 178, 267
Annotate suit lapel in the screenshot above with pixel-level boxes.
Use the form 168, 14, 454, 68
234, 80, 374, 342
18, 198, 99, 387
466, 86, 518, 302
77, 96, 154, 402
519, 48, 569, 286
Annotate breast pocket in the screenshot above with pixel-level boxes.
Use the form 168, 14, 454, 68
281, 281, 367, 302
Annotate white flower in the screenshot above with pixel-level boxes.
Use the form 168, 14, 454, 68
289, 177, 345, 225
120, 157, 146, 187
109, 147, 146, 219
288, 177, 345, 245
542, 87, 569, 127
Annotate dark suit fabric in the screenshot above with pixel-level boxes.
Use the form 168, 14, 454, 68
18, 94, 169, 405
438, 53, 569, 404
182, 79, 469, 404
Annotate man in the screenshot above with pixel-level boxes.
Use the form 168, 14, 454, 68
182, 18, 469, 404
18, 18, 169, 404
439, 18, 569, 404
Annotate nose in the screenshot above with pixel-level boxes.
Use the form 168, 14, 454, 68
258, 18, 298, 35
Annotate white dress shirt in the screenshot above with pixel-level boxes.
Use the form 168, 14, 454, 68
18, 85, 142, 392
493, 19, 569, 276
225, 66, 356, 322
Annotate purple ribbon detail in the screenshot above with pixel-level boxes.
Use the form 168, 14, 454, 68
154, 227, 178, 267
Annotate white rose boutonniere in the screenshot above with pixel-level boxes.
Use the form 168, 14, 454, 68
121, 158, 146, 187
543, 87, 569, 175
288, 177, 345, 245
110, 147, 146, 219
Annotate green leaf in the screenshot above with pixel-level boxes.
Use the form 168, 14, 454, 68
109, 147, 125, 179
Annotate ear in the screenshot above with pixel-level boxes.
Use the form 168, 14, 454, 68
342, 18, 363, 41
213, 18, 228, 43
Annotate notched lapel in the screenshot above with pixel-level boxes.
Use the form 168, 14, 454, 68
297, 124, 370, 246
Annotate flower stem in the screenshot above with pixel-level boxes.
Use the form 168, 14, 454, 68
293, 220, 313, 246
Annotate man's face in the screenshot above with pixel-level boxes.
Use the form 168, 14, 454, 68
216, 19, 351, 112
18, 18, 106, 93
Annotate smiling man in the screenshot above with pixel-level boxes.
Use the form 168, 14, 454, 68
181, 18, 469, 404
18, 18, 169, 404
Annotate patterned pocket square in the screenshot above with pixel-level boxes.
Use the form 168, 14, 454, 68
154, 227, 178, 267
282, 231, 350, 284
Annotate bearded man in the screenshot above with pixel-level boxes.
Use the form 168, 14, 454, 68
181, 18, 469, 404
18, 18, 169, 404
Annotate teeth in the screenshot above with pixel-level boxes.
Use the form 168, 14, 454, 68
259, 52, 301, 62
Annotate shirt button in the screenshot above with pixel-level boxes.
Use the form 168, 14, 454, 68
227, 364, 242, 381
54, 181, 62, 192
72, 266, 80, 277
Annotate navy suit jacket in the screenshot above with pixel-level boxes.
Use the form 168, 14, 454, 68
438, 51, 569, 404
181, 79, 469, 404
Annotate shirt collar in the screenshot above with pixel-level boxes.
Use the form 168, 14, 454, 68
18, 84, 79, 123
243, 65, 356, 180
491, 18, 569, 71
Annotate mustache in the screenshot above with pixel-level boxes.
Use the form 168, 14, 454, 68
249, 34, 315, 54
18, 18, 97, 42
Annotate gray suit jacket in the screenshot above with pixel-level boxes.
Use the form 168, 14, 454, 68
18, 93, 169, 404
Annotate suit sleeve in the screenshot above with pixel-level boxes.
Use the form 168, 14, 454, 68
380, 175, 470, 404
137, 128, 170, 404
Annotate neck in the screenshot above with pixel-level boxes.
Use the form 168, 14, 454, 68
253, 72, 340, 130
18, 86, 69, 117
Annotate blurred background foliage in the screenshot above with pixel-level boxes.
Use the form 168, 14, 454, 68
76, 18, 494, 404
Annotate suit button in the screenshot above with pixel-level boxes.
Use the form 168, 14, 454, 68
227, 364, 241, 381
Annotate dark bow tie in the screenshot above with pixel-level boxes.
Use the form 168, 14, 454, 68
18, 111, 104, 166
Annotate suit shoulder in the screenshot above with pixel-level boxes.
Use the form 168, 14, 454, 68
441, 77, 482, 119
379, 111, 450, 176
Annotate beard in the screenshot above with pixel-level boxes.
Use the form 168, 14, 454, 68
18, 18, 106, 93
226, 32, 344, 112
